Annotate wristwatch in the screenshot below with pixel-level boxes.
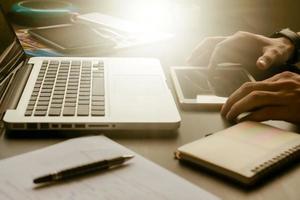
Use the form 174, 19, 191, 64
271, 28, 300, 64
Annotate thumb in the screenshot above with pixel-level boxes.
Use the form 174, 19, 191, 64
256, 49, 276, 70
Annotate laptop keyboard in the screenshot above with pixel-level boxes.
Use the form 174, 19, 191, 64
25, 59, 105, 117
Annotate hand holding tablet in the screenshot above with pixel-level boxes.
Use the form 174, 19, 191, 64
171, 65, 255, 109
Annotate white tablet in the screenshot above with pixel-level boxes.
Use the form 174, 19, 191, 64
170, 66, 255, 109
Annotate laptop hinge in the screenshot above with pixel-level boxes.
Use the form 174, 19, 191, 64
0, 62, 33, 119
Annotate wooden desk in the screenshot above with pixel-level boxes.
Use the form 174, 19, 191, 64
1, 1, 300, 199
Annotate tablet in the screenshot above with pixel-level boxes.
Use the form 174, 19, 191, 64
170, 66, 255, 109
28, 24, 116, 52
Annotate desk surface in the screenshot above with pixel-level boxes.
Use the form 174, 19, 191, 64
1, 1, 300, 199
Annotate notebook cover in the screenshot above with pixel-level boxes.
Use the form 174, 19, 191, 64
176, 121, 300, 185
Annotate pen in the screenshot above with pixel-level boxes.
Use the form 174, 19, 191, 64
33, 155, 134, 184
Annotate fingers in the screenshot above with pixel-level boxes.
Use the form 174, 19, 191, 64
189, 51, 213, 66
221, 72, 300, 122
239, 106, 294, 122
256, 48, 279, 70
256, 56, 270, 70
187, 37, 226, 65
194, 32, 294, 72
208, 45, 238, 69
256, 38, 294, 70
225, 91, 284, 121
208, 32, 262, 70
263, 71, 299, 82
207, 37, 242, 69
221, 81, 281, 116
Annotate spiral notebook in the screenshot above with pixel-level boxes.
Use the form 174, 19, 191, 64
175, 121, 300, 185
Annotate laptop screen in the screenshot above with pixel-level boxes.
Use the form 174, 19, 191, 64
0, 8, 26, 83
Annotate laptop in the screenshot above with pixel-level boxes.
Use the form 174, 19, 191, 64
0, 8, 181, 131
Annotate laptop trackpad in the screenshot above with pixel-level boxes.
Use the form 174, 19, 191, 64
111, 75, 166, 96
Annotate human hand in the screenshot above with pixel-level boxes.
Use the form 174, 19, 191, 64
187, 36, 226, 66
221, 71, 300, 123
188, 31, 295, 70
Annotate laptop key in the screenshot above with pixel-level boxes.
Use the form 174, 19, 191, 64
77, 105, 89, 116
35, 106, 48, 111
78, 100, 89, 105
80, 85, 90, 89
92, 78, 104, 95
34, 110, 47, 116
37, 101, 49, 106
33, 88, 40, 92
51, 99, 63, 104
49, 108, 61, 116
41, 88, 52, 93
78, 96, 89, 101
52, 95, 64, 99
66, 94, 77, 98
67, 86, 78, 90
82, 61, 92, 67
92, 101, 104, 106
50, 60, 59, 65
40, 93, 51, 97
66, 90, 77, 94
63, 107, 75, 116
26, 105, 34, 110
92, 96, 104, 101
50, 106, 62, 110
42, 85, 53, 89
25, 110, 33, 116
65, 98, 76, 103
28, 101, 36, 106
64, 102, 76, 107
29, 96, 37, 101
55, 83, 67, 87
71, 60, 81, 66
80, 80, 90, 85
39, 97, 50, 101
54, 87, 66, 91
61, 60, 70, 65
53, 91, 65, 95
91, 110, 105, 116
79, 92, 90, 96
92, 105, 105, 111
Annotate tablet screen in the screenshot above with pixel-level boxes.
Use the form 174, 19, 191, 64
174, 67, 253, 99
175, 68, 213, 99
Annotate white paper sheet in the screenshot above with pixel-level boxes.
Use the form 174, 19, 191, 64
0, 136, 219, 200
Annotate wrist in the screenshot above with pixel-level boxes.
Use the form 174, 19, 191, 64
278, 37, 295, 60
271, 28, 300, 64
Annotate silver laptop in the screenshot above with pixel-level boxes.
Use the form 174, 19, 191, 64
0, 9, 180, 131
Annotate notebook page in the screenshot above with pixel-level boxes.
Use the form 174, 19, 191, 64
0, 136, 219, 200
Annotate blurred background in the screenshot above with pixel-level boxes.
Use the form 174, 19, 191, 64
2, 0, 300, 35
2, 0, 300, 69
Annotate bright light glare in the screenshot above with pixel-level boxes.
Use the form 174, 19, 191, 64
126, 1, 176, 30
